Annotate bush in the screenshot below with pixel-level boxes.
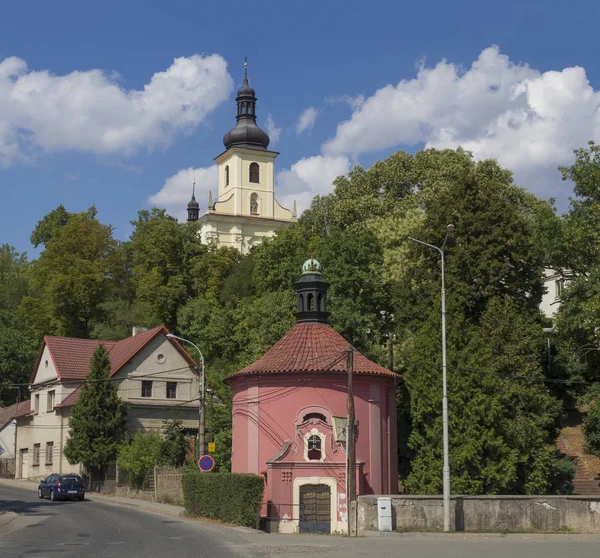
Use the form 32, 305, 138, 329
159, 419, 187, 467
583, 400, 600, 456
117, 431, 162, 489
182, 472, 264, 527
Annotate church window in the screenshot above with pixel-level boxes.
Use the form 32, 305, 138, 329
249, 162, 260, 183
303, 412, 327, 423
297, 294, 304, 312
225, 165, 230, 186
250, 193, 259, 215
317, 293, 324, 311
307, 293, 314, 311
307, 435, 322, 461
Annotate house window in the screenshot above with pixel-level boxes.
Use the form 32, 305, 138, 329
225, 165, 230, 186
307, 435, 322, 461
34, 394, 39, 415
33, 444, 40, 467
250, 193, 259, 215
141, 381, 153, 398
249, 162, 259, 183
47, 390, 55, 412
46, 442, 54, 465
166, 382, 177, 399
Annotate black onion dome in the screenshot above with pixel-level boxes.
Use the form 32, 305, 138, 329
223, 74, 270, 150
187, 195, 199, 209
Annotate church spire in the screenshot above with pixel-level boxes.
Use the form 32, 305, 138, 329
222, 59, 270, 150
187, 178, 199, 222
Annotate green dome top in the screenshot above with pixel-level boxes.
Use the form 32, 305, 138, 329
302, 258, 322, 274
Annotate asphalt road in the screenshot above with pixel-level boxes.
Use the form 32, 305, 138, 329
3, 483, 600, 557
0, 484, 254, 558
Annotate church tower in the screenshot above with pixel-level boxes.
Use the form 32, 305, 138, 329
193, 60, 294, 254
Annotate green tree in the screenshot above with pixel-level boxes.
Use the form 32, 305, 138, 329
117, 430, 162, 489
128, 209, 204, 329
20, 209, 123, 337
0, 244, 30, 311
64, 345, 126, 473
159, 418, 187, 467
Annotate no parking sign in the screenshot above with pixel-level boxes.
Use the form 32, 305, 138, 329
198, 455, 215, 472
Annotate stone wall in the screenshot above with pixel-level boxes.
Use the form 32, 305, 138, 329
155, 468, 183, 506
357, 495, 600, 534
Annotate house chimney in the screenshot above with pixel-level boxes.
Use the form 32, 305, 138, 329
132, 327, 149, 337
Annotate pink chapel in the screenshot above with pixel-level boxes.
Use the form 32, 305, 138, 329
224, 258, 400, 534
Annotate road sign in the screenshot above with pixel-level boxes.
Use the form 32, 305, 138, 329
207, 442, 215, 453
198, 455, 215, 472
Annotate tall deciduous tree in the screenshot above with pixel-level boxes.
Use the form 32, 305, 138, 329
64, 345, 126, 473
20, 208, 122, 338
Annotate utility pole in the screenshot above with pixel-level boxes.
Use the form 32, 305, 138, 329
346, 346, 356, 536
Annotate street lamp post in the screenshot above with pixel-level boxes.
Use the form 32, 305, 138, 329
166, 333, 206, 457
543, 327, 554, 376
409, 224, 455, 533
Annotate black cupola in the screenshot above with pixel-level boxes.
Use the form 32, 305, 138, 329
295, 258, 330, 324
187, 182, 199, 222
222, 60, 270, 151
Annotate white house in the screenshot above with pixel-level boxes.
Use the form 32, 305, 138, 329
540, 268, 572, 319
15, 326, 200, 480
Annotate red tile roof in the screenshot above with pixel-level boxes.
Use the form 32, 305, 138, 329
0, 401, 31, 430
226, 322, 398, 381
56, 386, 82, 409
31, 326, 198, 384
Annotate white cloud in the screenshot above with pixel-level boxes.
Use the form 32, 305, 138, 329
323, 46, 600, 199
276, 155, 351, 214
0, 54, 233, 167
265, 114, 281, 145
296, 106, 319, 135
148, 165, 218, 221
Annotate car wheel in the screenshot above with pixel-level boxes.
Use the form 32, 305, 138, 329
50, 489, 55, 501
38, 488, 43, 499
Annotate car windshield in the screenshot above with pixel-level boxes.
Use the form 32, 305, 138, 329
61, 476, 81, 483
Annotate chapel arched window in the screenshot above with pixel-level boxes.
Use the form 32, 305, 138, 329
307, 435, 322, 461
225, 165, 230, 187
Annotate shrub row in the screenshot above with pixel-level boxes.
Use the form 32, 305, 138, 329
182, 472, 264, 528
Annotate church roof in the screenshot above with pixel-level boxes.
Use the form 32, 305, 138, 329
225, 322, 397, 380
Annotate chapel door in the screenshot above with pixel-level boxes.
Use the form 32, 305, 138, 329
299, 484, 331, 534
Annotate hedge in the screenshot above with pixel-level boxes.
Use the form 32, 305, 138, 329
182, 472, 264, 527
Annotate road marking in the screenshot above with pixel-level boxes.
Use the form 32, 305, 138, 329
107, 541, 126, 545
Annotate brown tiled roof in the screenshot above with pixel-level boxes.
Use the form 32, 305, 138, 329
56, 387, 82, 409
32, 326, 198, 383
0, 401, 31, 430
225, 322, 398, 381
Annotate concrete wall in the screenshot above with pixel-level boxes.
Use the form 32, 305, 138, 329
155, 468, 183, 505
357, 495, 600, 534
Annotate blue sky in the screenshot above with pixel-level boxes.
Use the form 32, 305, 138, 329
1, 0, 599, 255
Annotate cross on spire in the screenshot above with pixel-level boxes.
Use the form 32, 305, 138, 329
244, 56, 248, 81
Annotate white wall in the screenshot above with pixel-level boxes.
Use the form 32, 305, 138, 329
0, 421, 16, 459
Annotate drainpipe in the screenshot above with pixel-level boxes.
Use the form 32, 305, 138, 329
59, 412, 64, 474
13, 418, 18, 478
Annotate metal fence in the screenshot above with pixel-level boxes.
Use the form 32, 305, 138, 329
0, 458, 15, 479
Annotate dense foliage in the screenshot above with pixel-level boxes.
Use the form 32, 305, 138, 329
4, 143, 597, 494
63, 345, 126, 472
182, 471, 264, 527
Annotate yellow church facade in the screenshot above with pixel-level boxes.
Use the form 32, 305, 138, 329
187, 65, 295, 254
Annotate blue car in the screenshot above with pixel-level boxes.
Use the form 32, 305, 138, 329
38, 473, 85, 501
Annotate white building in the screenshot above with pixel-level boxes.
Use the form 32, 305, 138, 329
187, 66, 295, 254
540, 268, 570, 319
14, 326, 200, 480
